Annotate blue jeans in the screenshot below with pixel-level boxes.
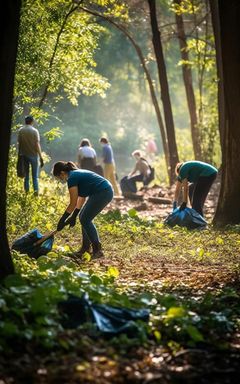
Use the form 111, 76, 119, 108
23, 155, 39, 193
79, 187, 113, 246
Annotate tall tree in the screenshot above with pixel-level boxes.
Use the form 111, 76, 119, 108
148, 0, 179, 184
0, 0, 21, 279
209, 0, 225, 150
174, 0, 202, 160
213, 0, 240, 225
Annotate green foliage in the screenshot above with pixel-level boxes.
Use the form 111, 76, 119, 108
15, 0, 110, 115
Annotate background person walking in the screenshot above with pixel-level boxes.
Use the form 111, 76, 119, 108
99, 137, 120, 196
17, 115, 44, 195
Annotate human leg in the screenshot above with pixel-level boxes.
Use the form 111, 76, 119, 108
128, 174, 144, 193
104, 163, 120, 195
29, 156, 39, 194
188, 183, 196, 205
192, 174, 217, 216
79, 188, 113, 257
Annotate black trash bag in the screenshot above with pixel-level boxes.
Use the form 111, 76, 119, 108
164, 207, 207, 230
17, 154, 26, 178
120, 176, 137, 195
58, 294, 150, 336
11, 229, 54, 259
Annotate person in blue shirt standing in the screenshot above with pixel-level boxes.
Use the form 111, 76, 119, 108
173, 160, 218, 216
99, 137, 120, 196
52, 161, 113, 259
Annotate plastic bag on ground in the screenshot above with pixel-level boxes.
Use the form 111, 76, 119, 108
164, 207, 207, 230
58, 294, 150, 336
11, 229, 54, 259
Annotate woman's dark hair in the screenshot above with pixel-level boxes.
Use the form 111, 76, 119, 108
25, 115, 34, 124
100, 137, 109, 144
53, 161, 78, 176
80, 138, 91, 147
175, 162, 183, 175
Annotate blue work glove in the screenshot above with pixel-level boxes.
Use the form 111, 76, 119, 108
57, 211, 70, 231
65, 208, 80, 228
173, 201, 177, 210
179, 202, 187, 211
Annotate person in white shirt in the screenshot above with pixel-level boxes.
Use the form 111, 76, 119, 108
77, 138, 97, 171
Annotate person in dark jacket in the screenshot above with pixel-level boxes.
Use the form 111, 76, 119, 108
53, 161, 113, 259
173, 160, 218, 216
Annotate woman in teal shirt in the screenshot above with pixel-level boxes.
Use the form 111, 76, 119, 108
53, 161, 113, 259
173, 161, 218, 216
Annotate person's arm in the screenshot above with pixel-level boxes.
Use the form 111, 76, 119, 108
182, 179, 188, 203
64, 195, 86, 228
66, 186, 79, 213
128, 164, 137, 177
174, 180, 182, 205
57, 186, 80, 231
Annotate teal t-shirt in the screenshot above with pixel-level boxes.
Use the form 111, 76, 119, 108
178, 161, 218, 183
67, 170, 112, 197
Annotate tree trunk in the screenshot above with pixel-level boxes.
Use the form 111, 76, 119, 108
209, 0, 225, 151
174, 0, 202, 160
148, 0, 179, 185
213, 0, 240, 225
0, 0, 21, 279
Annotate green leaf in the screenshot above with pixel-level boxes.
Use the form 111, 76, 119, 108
107, 266, 120, 278
186, 325, 204, 342
166, 306, 185, 319
128, 208, 138, 218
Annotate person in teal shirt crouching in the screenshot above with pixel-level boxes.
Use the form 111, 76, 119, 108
53, 161, 113, 259
173, 161, 218, 217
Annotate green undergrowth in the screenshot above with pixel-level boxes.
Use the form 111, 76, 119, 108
3, 157, 240, 357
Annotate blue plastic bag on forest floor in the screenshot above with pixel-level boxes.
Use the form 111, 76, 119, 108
58, 294, 150, 336
11, 229, 54, 259
164, 207, 207, 230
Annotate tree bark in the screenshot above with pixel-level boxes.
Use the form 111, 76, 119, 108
213, 0, 240, 225
0, 0, 21, 279
209, 0, 225, 151
148, 0, 179, 185
174, 0, 202, 160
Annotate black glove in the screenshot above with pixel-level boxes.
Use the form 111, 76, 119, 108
179, 202, 187, 211
40, 157, 44, 168
65, 208, 80, 228
57, 211, 70, 231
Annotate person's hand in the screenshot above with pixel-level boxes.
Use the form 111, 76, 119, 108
57, 211, 70, 231
173, 201, 177, 210
65, 208, 80, 228
40, 157, 44, 168
179, 202, 187, 211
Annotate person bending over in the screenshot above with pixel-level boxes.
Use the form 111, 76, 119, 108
173, 160, 218, 216
53, 161, 113, 259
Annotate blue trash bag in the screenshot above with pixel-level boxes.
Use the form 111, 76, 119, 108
58, 294, 150, 336
11, 229, 54, 259
164, 207, 207, 230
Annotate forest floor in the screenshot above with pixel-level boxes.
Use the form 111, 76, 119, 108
1, 177, 240, 383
